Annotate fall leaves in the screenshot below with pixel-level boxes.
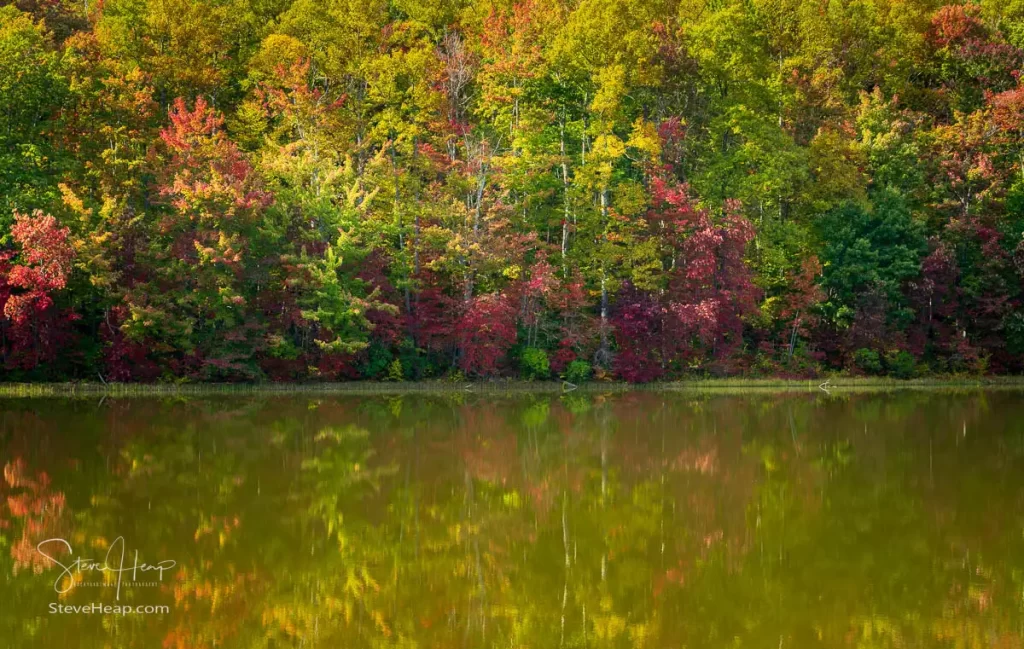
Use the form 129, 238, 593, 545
4, 0, 1024, 379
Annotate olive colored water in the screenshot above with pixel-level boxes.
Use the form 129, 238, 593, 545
2, 390, 1024, 648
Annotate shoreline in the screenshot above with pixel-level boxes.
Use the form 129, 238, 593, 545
1, 376, 1023, 398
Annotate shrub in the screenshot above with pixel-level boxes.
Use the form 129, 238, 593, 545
385, 358, 404, 382
853, 348, 882, 375
884, 350, 916, 379
949, 339, 989, 375
783, 340, 822, 378
563, 359, 592, 384
549, 340, 577, 374
752, 341, 780, 376
396, 338, 429, 379
360, 340, 392, 379
521, 347, 550, 379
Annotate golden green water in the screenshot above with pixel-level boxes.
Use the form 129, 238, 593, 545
1, 391, 1023, 648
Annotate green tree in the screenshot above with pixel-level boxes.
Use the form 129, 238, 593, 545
0, 6, 69, 238
819, 191, 927, 328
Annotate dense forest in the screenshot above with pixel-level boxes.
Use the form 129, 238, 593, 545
2, 0, 1024, 382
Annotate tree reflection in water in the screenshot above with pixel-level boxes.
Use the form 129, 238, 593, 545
1, 390, 1023, 648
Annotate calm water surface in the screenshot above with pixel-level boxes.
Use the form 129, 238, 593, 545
2, 390, 1024, 648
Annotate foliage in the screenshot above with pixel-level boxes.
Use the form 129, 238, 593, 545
1, 0, 1024, 381
886, 349, 918, 379
853, 348, 883, 375
562, 359, 592, 384
384, 358, 404, 382
0, 7, 68, 236
519, 347, 550, 380
457, 293, 517, 376
819, 193, 927, 328
0, 210, 77, 375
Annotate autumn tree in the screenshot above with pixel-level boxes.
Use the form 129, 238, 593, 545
0, 211, 77, 374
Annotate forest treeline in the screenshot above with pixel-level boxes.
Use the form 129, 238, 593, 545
2, 0, 1024, 382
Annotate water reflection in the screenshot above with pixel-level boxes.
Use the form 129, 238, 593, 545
1, 391, 1023, 647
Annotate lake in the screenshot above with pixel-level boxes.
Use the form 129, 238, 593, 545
2, 390, 1023, 647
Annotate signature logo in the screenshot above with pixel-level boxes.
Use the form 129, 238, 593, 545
36, 537, 177, 600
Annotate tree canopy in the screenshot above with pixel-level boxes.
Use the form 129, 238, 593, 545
3, 0, 1024, 381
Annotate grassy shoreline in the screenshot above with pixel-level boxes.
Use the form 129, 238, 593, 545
0, 376, 1023, 398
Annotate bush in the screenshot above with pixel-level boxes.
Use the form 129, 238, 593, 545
852, 348, 882, 375
563, 359, 592, 384
385, 358, 405, 382
360, 340, 393, 379
884, 350, 916, 379
520, 347, 550, 379
396, 338, 430, 379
